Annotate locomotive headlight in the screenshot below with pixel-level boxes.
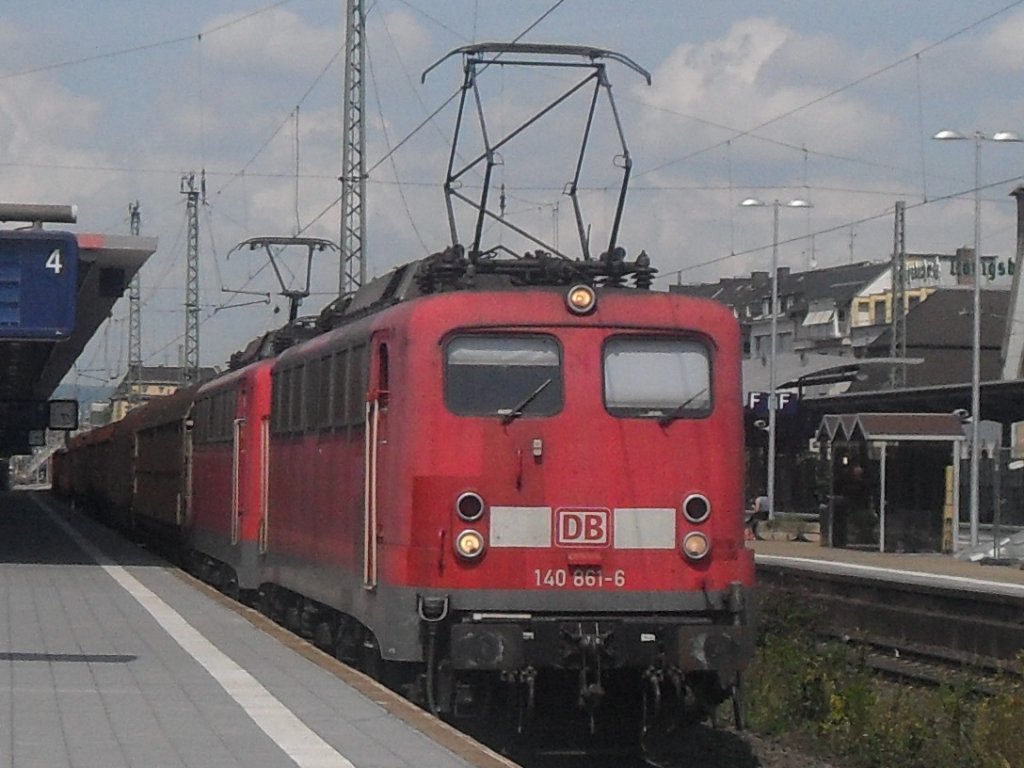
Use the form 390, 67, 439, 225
456, 491, 486, 521
682, 532, 710, 560
455, 529, 486, 560
683, 493, 711, 523
566, 284, 597, 315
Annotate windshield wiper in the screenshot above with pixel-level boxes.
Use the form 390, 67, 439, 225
500, 378, 553, 425
657, 387, 709, 427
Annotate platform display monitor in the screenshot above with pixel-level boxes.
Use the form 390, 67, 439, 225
0, 230, 78, 339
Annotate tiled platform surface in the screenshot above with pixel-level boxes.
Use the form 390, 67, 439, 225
0, 490, 515, 768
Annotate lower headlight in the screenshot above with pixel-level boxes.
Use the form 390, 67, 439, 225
455, 529, 486, 560
682, 531, 710, 560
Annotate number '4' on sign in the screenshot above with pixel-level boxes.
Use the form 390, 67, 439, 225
46, 249, 63, 274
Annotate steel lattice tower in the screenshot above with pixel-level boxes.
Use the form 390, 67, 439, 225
889, 200, 907, 388
339, 0, 367, 296
181, 173, 200, 385
128, 201, 143, 405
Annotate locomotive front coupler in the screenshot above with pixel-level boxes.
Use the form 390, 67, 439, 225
560, 623, 614, 720
501, 667, 537, 732
642, 666, 664, 716
560, 622, 615, 667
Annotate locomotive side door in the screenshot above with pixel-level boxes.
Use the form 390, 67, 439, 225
231, 417, 244, 546
258, 414, 270, 554
363, 334, 390, 590
230, 384, 248, 546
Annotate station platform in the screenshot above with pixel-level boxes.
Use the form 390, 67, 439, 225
749, 537, 1024, 597
0, 490, 515, 768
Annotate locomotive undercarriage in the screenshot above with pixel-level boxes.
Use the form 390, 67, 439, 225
186, 552, 753, 748
422, 607, 755, 744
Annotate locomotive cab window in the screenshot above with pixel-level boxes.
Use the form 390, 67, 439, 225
604, 337, 711, 419
445, 335, 563, 419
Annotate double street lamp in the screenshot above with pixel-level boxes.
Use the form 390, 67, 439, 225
932, 129, 1021, 548
740, 197, 813, 519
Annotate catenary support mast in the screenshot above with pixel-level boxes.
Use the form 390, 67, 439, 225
339, 0, 367, 297
889, 200, 907, 388
128, 201, 143, 405
181, 173, 201, 385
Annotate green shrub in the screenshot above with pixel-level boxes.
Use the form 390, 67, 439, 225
744, 598, 1024, 767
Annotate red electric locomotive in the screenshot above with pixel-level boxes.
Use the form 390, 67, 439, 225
253, 250, 756, 742
189, 359, 274, 597
50, 255, 757, 743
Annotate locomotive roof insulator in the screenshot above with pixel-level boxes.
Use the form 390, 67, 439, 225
566, 284, 597, 315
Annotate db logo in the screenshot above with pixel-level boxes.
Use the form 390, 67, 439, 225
555, 508, 609, 547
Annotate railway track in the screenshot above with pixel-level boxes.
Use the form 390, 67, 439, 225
511, 725, 763, 768
848, 638, 1017, 695
756, 559, 1024, 692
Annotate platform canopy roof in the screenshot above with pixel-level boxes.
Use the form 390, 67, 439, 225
743, 353, 922, 396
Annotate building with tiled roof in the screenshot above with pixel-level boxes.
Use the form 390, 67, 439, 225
108, 365, 218, 422
854, 289, 1009, 390
671, 249, 1013, 368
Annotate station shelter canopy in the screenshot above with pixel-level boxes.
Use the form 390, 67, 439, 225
817, 413, 967, 444
817, 413, 965, 554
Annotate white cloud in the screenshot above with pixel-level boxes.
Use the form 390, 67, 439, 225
637, 17, 899, 160
372, 9, 432, 62
201, 8, 338, 76
644, 18, 791, 116
0, 71, 111, 204
977, 8, 1024, 71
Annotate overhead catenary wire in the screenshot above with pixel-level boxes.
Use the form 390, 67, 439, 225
365, 26, 431, 253
296, 0, 573, 238
1, 0, 999, 208
3, 0, 1013, 201
61, 1, 1024, 373
213, 44, 347, 199
655, 170, 1024, 283
633, 0, 1024, 181
0, 0, 298, 81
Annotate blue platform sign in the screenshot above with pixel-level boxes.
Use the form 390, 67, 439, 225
0, 230, 78, 339
747, 391, 800, 415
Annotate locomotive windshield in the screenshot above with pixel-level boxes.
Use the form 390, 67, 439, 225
445, 335, 563, 419
604, 337, 711, 419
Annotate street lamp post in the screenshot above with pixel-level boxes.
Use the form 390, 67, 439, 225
933, 129, 1021, 548
741, 197, 813, 520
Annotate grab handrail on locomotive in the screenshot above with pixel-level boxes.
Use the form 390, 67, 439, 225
51, 43, 757, 753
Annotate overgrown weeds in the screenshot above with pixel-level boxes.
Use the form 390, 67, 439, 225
740, 591, 1024, 768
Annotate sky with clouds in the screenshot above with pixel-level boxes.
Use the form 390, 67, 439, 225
4, 0, 1024, 386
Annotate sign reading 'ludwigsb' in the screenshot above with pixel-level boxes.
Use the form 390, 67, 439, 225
0, 230, 78, 339
905, 254, 1015, 288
